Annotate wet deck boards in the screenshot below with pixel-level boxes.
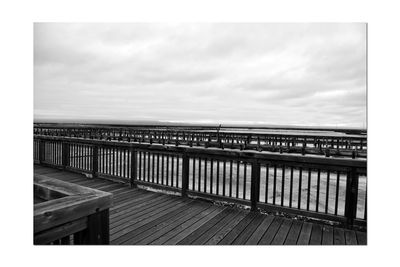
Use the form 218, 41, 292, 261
34, 165, 366, 245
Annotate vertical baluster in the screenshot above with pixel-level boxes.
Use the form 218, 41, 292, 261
166, 155, 169, 186
236, 161, 240, 198
223, 161, 226, 196
229, 160, 233, 197
99, 147, 102, 173
307, 168, 311, 211
204, 158, 207, 193
152, 152, 155, 183
52, 141, 55, 164
192, 157, 196, 190
147, 152, 151, 182
289, 167, 293, 208
198, 157, 201, 191
316, 169, 321, 212
157, 153, 160, 184
143, 151, 146, 181
210, 159, 213, 194
216, 160, 220, 195
83, 145, 89, 170
281, 165, 285, 206
265, 164, 269, 203
161, 154, 164, 185
298, 167, 303, 209
171, 155, 175, 187
243, 162, 247, 199
272, 165, 277, 204
325, 171, 330, 214
176, 156, 180, 187
138, 151, 142, 180
123, 149, 127, 178
119, 148, 123, 177
79, 144, 83, 169
111, 147, 115, 175
335, 171, 340, 215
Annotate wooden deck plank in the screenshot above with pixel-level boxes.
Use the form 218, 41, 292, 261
149, 205, 219, 245
111, 196, 179, 231
297, 222, 313, 245
111, 199, 192, 244
161, 207, 224, 245
333, 227, 346, 245
190, 209, 243, 245
119, 200, 195, 244
128, 202, 211, 245
245, 215, 275, 245
218, 212, 257, 245
284, 220, 303, 245
110, 193, 158, 214
321, 225, 334, 245
356, 231, 367, 245
258, 216, 285, 245
309, 224, 323, 245
110, 193, 169, 218
344, 229, 358, 245
111, 189, 149, 202
177, 208, 233, 245
232, 213, 265, 245
205, 212, 248, 245
271, 218, 293, 245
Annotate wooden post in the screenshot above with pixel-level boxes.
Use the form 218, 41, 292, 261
39, 139, 45, 164
74, 210, 110, 245
62, 142, 70, 169
344, 167, 359, 227
250, 160, 261, 212
130, 148, 137, 188
181, 153, 190, 197
92, 145, 99, 178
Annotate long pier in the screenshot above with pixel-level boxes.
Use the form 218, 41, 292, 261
34, 124, 367, 158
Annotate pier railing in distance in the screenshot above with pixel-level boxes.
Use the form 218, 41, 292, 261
34, 125, 367, 158
34, 173, 113, 245
34, 136, 367, 229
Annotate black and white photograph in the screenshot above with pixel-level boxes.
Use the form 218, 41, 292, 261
3, 0, 400, 266
33, 23, 367, 245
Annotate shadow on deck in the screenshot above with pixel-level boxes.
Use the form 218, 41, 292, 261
34, 165, 366, 245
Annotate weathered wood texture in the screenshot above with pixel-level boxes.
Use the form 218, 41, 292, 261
34, 173, 113, 245
34, 166, 366, 245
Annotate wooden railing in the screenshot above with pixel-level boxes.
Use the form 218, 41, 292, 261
34, 173, 113, 245
34, 136, 367, 228
34, 125, 367, 158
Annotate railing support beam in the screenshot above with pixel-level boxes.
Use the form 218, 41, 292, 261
92, 145, 99, 178
130, 148, 137, 188
181, 153, 189, 197
250, 160, 261, 212
344, 167, 359, 227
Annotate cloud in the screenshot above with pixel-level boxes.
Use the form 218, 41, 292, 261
34, 23, 366, 127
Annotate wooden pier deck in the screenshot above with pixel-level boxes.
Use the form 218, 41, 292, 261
34, 165, 366, 245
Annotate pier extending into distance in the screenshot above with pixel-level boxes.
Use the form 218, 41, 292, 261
34, 124, 367, 245
34, 124, 367, 158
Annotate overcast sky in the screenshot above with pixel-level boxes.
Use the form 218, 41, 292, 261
34, 23, 366, 127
